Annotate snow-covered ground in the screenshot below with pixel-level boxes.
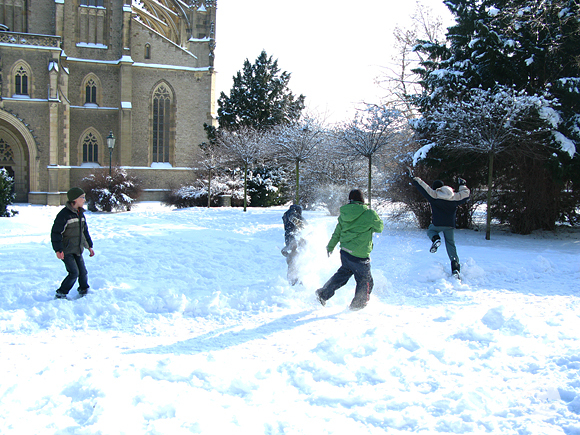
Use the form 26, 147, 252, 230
1, 202, 579, 434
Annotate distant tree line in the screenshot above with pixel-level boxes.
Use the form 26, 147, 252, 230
180, 0, 579, 237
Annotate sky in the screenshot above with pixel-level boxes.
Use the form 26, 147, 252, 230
213, 0, 455, 125
1, 202, 579, 432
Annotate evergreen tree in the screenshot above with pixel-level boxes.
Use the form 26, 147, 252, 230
217, 51, 306, 131
0, 168, 18, 217
411, 0, 579, 232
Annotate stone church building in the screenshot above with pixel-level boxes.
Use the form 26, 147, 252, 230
0, 0, 216, 204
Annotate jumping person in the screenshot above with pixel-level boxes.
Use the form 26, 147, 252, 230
51, 187, 95, 299
315, 189, 384, 310
409, 170, 470, 278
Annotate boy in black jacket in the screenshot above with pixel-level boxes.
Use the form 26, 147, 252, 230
281, 205, 306, 286
51, 187, 95, 299
409, 172, 470, 278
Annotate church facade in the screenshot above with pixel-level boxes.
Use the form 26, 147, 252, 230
0, 0, 216, 204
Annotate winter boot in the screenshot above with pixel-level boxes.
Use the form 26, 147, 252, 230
451, 260, 461, 279
54, 291, 67, 300
430, 235, 441, 253
78, 288, 89, 297
315, 289, 326, 307
349, 298, 367, 311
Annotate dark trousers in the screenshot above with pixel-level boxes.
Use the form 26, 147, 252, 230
286, 249, 301, 286
319, 250, 373, 307
58, 254, 89, 294
427, 224, 459, 263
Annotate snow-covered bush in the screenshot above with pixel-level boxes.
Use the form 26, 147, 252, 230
0, 168, 18, 217
247, 165, 289, 207
82, 168, 142, 212
165, 170, 246, 208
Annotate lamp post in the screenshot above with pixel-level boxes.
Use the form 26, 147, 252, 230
107, 131, 116, 176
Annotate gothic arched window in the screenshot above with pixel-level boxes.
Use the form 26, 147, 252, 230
82, 132, 99, 163
81, 74, 102, 107
86, 78, 97, 104
152, 84, 173, 163
15, 65, 29, 95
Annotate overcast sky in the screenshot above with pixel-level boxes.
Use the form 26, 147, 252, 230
213, 0, 454, 125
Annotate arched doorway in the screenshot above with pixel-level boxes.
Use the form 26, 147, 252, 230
0, 123, 31, 203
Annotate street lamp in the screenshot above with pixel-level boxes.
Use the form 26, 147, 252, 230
107, 131, 116, 176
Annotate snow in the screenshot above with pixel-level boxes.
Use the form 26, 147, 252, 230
1, 202, 579, 434
150, 162, 173, 169
412, 142, 435, 165
553, 131, 577, 158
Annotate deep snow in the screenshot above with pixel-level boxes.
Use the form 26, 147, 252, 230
1, 202, 579, 434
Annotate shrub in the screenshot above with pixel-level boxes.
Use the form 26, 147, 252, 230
247, 165, 290, 207
0, 168, 18, 217
81, 168, 142, 212
164, 170, 246, 208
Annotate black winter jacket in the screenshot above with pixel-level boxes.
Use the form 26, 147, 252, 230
51, 204, 93, 255
412, 177, 470, 227
282, 205, 305, 246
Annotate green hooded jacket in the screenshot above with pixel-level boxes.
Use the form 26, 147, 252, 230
327, 201, 384, 258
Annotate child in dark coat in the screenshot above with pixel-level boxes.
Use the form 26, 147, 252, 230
281, 205, 306, 285
409, 172, 470, 277
51, 187, 95, 299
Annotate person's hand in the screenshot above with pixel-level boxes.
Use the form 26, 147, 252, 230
457, 177, 467, 186
56, 251, 64, 260
89, 248, 95, 257
327, 250, 332, 258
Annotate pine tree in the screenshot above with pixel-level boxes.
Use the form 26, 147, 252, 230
217, 51, 306, 131
0, 168, 17, 217
411, 0, 579, 232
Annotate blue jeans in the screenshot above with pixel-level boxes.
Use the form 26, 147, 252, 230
318, 250, 373, 307
58, 254, 89, 294
427, 224, 459, 263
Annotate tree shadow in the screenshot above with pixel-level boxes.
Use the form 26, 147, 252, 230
125, 310, 341, 356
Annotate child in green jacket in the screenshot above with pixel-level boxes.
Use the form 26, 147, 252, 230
315, 189, 384, 310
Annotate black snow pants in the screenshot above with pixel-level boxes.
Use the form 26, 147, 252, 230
318, 250, 373, 309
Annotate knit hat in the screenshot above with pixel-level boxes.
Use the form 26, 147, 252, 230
67, 187, 85, 202
432, 180, 444, 190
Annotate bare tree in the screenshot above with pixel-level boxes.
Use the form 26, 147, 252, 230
218, 126, 264, 211
272, 116, 326, 204
335, 104, 405, 207
413, 87, 557, 239
378, 3, 446, 119
198, 140, 223, 208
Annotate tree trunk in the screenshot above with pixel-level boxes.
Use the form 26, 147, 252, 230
207, 168, 212, 208
295, 159, 300, 204
485, 151, 494, 240
243, 162, 248, 212
367, 155, 372, 209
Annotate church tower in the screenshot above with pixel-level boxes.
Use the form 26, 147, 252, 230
0, 0, 216, 204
